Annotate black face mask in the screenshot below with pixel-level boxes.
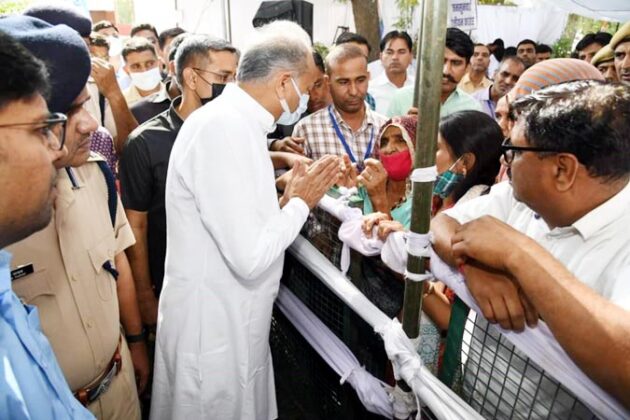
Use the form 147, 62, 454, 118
199, 83, 227, 106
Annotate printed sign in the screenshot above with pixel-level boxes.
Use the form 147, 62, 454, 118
448, 0, 478, 31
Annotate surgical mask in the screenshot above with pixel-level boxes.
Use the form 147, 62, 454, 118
197, 83, 227, 106
129, 67, 161, 91
107, 36, 123, 57
277, 78, 309, 125
432, 157, 465, 199
380, 149, 412, 181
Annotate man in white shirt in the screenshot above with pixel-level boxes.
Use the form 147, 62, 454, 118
150, 21, 342, 420
368, 30, 415, 115
431, 80, 630, 415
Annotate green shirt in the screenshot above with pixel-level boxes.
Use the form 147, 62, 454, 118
386, 86, 482, 118
358, 187, 412, 229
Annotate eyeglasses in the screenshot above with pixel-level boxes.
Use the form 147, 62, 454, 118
501, 137, 561, 165
0, 112, 67, 151
192, 67, 235, 84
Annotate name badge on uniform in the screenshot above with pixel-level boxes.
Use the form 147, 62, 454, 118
11, 263, 34, 281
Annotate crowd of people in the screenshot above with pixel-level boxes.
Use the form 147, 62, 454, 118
0, 2, 628, 419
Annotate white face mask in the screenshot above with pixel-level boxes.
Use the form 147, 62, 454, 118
107, 36, 123, 57
129, 67, 161, 91
277, 77, 309, 125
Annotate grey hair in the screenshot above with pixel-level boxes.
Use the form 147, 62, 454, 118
175, 34, 239, 87
237, 20, 312, 83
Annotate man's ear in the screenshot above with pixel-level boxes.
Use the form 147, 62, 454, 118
168, 61, 176, 77
182, 67, 196, 90
553, 153, 580, 192
275, 71, 292, 99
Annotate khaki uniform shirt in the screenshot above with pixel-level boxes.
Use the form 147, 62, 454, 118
8, 154, 135, 391
123, 82, 165, 106
458, 72, 492, 94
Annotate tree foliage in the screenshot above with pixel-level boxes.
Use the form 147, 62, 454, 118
0, 0, 32, 15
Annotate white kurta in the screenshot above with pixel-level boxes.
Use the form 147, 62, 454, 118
150, 84, 310, 420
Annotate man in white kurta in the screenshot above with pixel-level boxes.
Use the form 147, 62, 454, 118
150, 22, 341, 420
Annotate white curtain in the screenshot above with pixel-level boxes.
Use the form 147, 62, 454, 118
470, 5, 569, 46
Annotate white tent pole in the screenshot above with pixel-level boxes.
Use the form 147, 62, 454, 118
223, 0, 233, 43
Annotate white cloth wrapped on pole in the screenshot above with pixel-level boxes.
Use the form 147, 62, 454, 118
275, 286, 394, 418
288, 236, 490, 419
429, 250, 630, 420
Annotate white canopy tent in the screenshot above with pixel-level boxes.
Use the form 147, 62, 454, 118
76, 0, 630, 51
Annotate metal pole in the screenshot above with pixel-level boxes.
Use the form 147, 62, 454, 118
412, 1, 424, 106
224, 0, 233, 43
400, 0, 448, 340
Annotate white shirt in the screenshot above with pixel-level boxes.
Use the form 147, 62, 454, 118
488, 54, 499, 79
368, 59, 417, 80
442, 180, 630, 417
368, 71, 415, 115
444, 180, 630, 308
151, 84, 310, 420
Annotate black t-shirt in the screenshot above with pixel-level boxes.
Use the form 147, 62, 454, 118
130, 80, 173, 125
119, 96, 183, 295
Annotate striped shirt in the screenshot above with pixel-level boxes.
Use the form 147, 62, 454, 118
293, 105, 388, 164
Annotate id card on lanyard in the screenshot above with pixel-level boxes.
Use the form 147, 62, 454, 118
328, 105, 374, 172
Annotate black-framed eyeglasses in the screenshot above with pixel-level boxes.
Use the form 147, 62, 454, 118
501, 137, 561, 165
192, 67, 235, 84
0, 112, 67, 151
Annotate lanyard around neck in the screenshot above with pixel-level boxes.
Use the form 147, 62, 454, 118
328, 105, 374, 168
488, 86, 496, 116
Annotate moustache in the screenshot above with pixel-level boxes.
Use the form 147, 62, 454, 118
442, 74, 457, 83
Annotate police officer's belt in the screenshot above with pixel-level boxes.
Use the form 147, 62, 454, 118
74, 338, 122, 406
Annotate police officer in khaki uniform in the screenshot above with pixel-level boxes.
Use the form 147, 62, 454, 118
1, 16, 149, 420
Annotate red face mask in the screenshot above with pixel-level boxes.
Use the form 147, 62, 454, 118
380, 150, 412, 181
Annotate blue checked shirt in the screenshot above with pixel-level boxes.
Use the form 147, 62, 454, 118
0, 250, 94, 419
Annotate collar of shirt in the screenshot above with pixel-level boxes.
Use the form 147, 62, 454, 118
570, 179, 630, 240
0, 250, 11, 294
125, 82, 166, 104
444, 88, 464, 107
460, 73, 491, 89
147, 82, 171, 104
54, 167, 81, 213
168, 96, 185, 131
331, 103, 377, 134
473, 85, 492, 101
228, 83, 275, 133
372, 71, 415, 89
